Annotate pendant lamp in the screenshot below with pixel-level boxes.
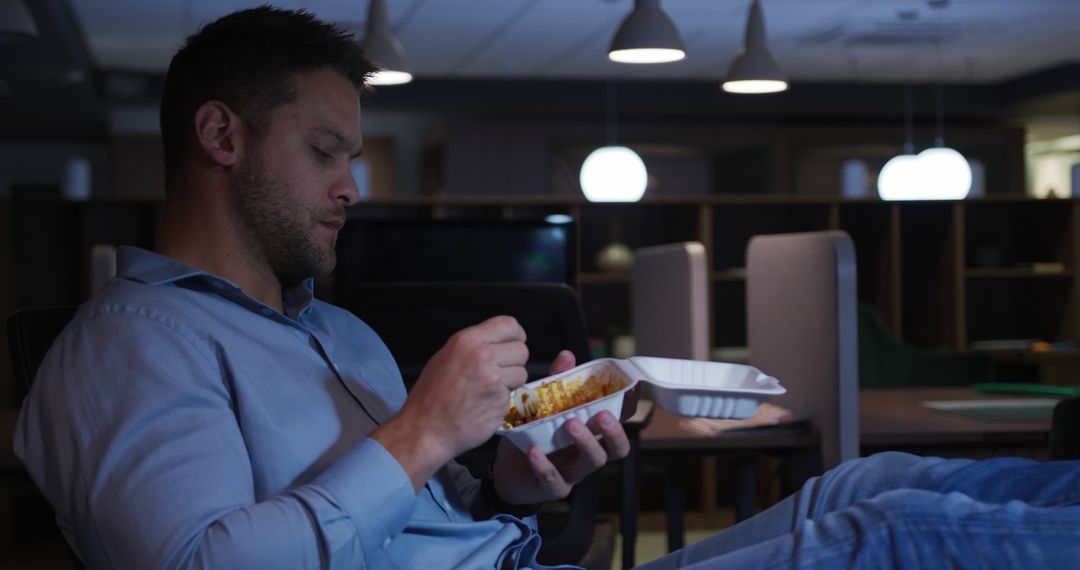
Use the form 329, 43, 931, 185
878, 62, 971, 200
361, 0, 412, 85
0, 0, 37, 42
878, 83, 921, 200
880, 1, 971, 200
608, 0, 686, 64
917, 69, 971, 199
722, 0, 787, 94
580, 146, 648, 202
580, 82, 648, 203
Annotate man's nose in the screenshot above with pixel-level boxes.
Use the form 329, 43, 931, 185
334, 162, 361, 206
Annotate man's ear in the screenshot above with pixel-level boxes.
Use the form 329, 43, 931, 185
194, 101, 242, 168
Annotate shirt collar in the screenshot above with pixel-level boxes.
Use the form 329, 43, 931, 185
116, 246, 315, 319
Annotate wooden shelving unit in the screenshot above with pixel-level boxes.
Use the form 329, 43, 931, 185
361, 195, 1079, 356
4, 195, 1078, 383
965, 268, 1073, 278
418, 195, 1076, 356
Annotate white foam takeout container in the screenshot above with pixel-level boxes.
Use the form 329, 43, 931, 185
496, 356, 786, 454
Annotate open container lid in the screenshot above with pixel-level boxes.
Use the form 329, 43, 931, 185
623, 356, 785, 417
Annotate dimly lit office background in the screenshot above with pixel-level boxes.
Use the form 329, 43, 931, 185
2, 0, 1080, 567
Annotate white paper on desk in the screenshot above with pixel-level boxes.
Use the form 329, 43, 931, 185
677, 402, 796, 436
921, 398, 1057, 422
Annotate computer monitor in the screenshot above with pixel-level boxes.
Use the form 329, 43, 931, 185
333, 217, 577, 291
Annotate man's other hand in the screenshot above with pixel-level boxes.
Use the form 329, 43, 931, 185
491, 350, 632, 507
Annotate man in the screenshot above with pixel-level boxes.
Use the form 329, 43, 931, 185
17, 6, 1080, 570
15, 7, 627, 569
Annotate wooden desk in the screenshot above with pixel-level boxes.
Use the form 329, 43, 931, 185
641, 407, 819, 452
632, 387, 1055, 565
635, 406, 821, 566
860, 387, 1052, 455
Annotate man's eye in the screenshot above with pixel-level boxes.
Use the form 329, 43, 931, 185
312, 147, 332, 163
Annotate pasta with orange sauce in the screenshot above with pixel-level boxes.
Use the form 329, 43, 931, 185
502, 368, 627, 429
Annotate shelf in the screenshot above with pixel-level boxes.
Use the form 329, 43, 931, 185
980, 348, 1080, 362
712, 269, 747, 282
578, 272, 631, 284
7, 196, 1078, 382
966, 268, 1074, 279
966, 277, 1075, 344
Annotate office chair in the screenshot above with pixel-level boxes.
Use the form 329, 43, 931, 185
8, 305, 78, 403
338, 282, 611, 569
858, 303, 994, 389
7, 305, 81, 569
747, 231, 860, 471
1049, 396, 1080, 460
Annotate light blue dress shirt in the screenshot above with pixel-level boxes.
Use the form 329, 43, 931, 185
14, 246, 567, 570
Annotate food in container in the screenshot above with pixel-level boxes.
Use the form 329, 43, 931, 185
502, 363, 629, 429
497, 356, 786, 454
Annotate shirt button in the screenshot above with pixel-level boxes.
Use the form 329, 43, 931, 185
443, 499, 452, 511
381, 537, 392, 550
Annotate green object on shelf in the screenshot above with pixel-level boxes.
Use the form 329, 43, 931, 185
971, 383, 1080, 398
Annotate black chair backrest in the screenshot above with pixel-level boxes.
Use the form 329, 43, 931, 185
338, 282, 599, 566
1049, 396, 1080, 460
7, 305, 85, 569
7, 305, 78, 403
339, 282, 592, 390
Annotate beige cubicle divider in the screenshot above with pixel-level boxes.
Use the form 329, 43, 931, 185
747, 231, 859, 469
632, 242, 710, 361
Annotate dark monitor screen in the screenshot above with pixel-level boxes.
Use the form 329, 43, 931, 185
334, 218, 577, 289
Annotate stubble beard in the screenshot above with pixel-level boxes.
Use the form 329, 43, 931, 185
233, 156, 339, 287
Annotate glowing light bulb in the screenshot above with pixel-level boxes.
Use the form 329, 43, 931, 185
579, 146, 648, 203
878, 148, 972, 200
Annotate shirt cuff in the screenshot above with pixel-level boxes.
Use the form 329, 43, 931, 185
315, 437, 417, 554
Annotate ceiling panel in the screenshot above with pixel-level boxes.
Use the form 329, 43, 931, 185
60, 0, 1080, 83
389, 0, 545, 76
447, 1, 618, 78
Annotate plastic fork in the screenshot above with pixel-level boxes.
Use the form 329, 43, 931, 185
511, 384, 541, 418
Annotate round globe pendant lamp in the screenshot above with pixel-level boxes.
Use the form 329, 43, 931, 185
916, 80, 971, 199
877, 152, 920, 201
918, 146, 971, 199
580, 146, 648, 203
580, 81, 648, 203
877, 80, 972, 200
879, 1, 972, 200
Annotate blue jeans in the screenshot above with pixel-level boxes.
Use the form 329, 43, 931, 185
637, 452, 1080, 569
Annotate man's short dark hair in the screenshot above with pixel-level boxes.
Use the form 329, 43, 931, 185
159, 6, 377, 190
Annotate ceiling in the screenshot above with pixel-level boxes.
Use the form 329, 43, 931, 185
69, 0, 1080, 83
2, 0, 1079, 137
